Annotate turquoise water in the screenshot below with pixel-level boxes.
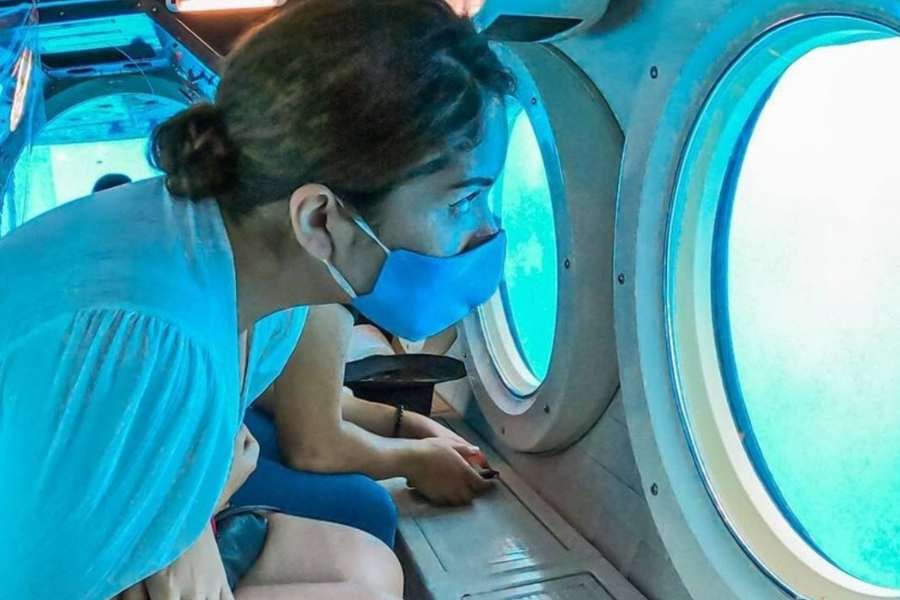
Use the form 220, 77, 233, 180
723, 37, 900, 589
490, 101, 558, 383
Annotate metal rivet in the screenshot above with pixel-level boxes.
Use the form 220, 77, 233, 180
564, 258, 571, 269
544, 405, 550, 414
650, 66, 659, 79
617, 273, 626, 284
530, 97, 537, 105
650, 483, 659, 496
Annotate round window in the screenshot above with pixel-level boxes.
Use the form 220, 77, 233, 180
479, 96, 558, 397
462, 40, 620, 453
665, 15, 900, 598
716, 36, 900, 589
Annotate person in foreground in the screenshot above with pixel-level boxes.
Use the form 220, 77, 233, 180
114, 424, 403, 600
230, 302, 497, 551
0, 0, 514, 597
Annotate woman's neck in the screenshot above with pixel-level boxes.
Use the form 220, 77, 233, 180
221, 207, 345, 331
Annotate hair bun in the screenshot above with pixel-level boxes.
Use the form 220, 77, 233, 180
149, 102, 239, 199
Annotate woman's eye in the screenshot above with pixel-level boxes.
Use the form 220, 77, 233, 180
449, 192, 479, 214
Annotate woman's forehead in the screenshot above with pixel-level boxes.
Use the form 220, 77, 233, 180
404, 99, 510, 192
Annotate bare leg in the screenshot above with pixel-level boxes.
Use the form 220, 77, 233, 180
236, 513, 403, 598
236, 582, 397, 600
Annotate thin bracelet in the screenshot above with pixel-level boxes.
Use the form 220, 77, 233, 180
392, 404, 404, 438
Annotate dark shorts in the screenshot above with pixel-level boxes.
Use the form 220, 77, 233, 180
214, 504, 277, 589
232, 407, 398, 548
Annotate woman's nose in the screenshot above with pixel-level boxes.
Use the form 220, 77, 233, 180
465, 205, 500, 250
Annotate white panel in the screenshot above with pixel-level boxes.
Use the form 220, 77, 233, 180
386, 414, 647, 600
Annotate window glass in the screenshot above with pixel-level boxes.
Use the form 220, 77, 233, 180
483, 98, 558, 392
717, 37, 900, 588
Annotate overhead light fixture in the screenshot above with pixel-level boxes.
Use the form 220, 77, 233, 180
472, 0, 610, 42
166, 0, 286, 13
9, 48, 33, 133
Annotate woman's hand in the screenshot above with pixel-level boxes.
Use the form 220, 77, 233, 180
216, 424, 259, 512
401, 412, 490, 469
401, 411, 465, 442
406, 437, 494, 505
111, 525, 232, 600
145, 524, 233, 600
112, 427, 257, 600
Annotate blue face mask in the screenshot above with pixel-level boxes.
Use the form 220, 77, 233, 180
324, 203, 507, 342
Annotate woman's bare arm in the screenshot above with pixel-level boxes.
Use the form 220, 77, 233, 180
268, 304, 490, 505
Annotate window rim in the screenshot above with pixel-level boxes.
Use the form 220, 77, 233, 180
666, 14, 900, 598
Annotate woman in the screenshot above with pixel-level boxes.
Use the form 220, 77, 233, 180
0, 0, 514, 598
116, 424, 402, 600
231, 303, 496, 550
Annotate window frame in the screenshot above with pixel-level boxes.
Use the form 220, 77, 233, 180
460, 41, 623, 452
615, 4, 900, 599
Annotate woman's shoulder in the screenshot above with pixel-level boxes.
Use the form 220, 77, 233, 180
0, 305, 228, 367
0, 177, 237, 351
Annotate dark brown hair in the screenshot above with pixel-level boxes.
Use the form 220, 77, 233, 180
149, 0, 515, 217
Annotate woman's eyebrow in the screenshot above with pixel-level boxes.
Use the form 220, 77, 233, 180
402, 156, 494, 189
449, 177, 494, 190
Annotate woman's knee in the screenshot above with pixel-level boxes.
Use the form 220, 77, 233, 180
338, 524, 404, 596
232, 463, 398, 547
259, 513, 403, 596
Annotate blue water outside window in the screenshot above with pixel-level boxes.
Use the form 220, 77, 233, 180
487, 98, 558, 387
715, 37, 900, 588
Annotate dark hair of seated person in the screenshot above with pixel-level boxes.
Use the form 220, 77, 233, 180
92, 173, 133, 193
148, 0, 516, 222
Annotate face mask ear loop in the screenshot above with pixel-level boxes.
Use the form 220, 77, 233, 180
323, 258, 359, 299
325, 194, 390, 299
353, 218, 391, 255
332, 195, 391, 255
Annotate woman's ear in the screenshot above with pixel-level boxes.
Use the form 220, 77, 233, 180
289, 183, 339, 262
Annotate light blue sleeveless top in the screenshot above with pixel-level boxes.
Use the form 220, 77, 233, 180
0, 177, 306, 599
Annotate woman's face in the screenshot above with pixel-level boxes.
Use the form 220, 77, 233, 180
286, 95, 511, 304
366, 96, 510, 258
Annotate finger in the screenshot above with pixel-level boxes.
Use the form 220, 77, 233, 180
221, 584, 236, 600
451, 449, 493, 491
452, 441, 480, 454
120, 580, 150, 600
450, 490, 474, 506
464, 450, 490, 470
425, 493, 447, 507
463, 462, 494, 492
452, 443, 486, 462
448, 430, 471, 444
144, 571, 176, 600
